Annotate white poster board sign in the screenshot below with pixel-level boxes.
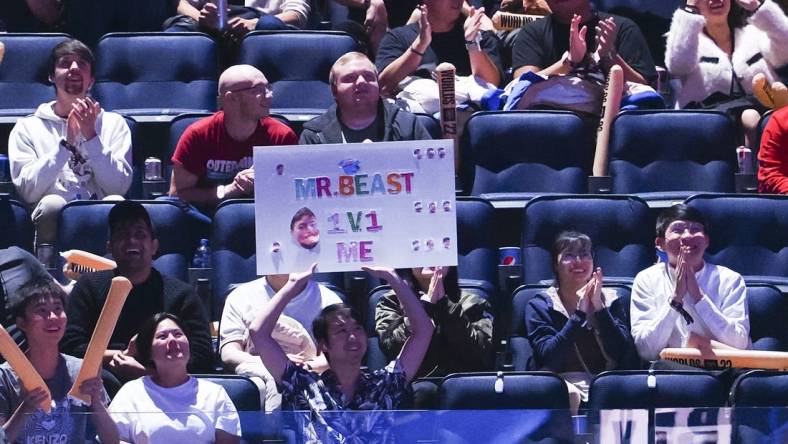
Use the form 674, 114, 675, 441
253, 140, 457, 274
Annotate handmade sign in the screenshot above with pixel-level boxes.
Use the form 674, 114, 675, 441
254, 140, 457, 274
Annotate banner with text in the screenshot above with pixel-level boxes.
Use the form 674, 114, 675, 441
253, 140, 457, 274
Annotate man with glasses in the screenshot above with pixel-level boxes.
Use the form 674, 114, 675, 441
8, 39, 132, 251
61, 201, 212, 388
630, 204, 750, 362
169, 64, 297, 211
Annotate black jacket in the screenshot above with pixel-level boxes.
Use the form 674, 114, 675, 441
299, 100, 432, 144
60, 269, 213, 377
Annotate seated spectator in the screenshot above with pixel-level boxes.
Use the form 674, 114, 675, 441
167, 0, 310, 39
525, 231, 638, 411
60, 201, 212, 387
249, 264, 433, 441
109, 312, 241, 444
376, 0, 504, 100
300, 52, 432, 144
376, 266, 493, 378
0, 0, 60, 32
8, 39, 132, 250
169, 65, 297, 213
758, 106, 788, 193
0, 278, 117, 444
511, 0, 657, 84
665, 0, 788, 148
220, 273, 342, 411
630, 204, 750, 362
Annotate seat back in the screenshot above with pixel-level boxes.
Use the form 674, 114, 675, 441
193, 374, 265, 443
456, 198, 498, 291
521, 195, 654, 284
685, 194, 788, 280
415, 113, 441, 140
237, 31, 359, 114
729, 370, 788, 444
609, 110, 736, 194
167, 112, 213, 184
56, 200, 200, 281
745, 284, 787, 351
461, 111, 589, 198
0, 34, 70, 117
211, 199, 258, 320
0, 197, 33, 252
94, 33, 218, 116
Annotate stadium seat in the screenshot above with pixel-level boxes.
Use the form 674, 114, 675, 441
507, 284, 632, 371
588, 370, 728, 410
93, 33, 219, 119
744, 283, 787, 351
166, 112, 213, 184
456, 197, 498, 292
521, 195, 654, 285
684, 194, 788, 287
56, 200, 202, 282
437, 372, 574, 444
122, 115, 144, 199
210, 199, 343, 321
729, 370, 788, 444
0, 197, 34, 252
0, 34, 70, 118
415, 113, 441, 140
460, 111, 590, 203
0, 153, 14, 196
194, 374, 268, 443
237, 31, 359, 121
609, 110, 737, 201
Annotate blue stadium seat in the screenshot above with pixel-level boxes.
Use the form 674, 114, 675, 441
684, 194, 788, 287
0, 197, 34, 252
521, 195, 654, 285
609, 110, 737, 201
93, 33, 218, 119
167, 112, 213, 183
121, 115, 144, 199
588, 370, 728, 410
0, 34, 70, 118
56, 200, 202, 282
508, 284, 632, 371
744, 284, 787, 351
456, 197, 498, 292
193, 374, 269, 443
210, 199, 343, 321
729, 370, 788, 444
415, 113, 441, 140
437, 372, 574, 444
461, 111, 590, 203
237, 31, 359, 121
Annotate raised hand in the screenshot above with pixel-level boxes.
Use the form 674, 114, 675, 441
673, 247, 687, 304
735, 0, 762, 11
426, 266, 446, 304
78, 376, 105, 406
595, 16, 618, 62
415, 4, 432, 51
69, 97, 100, 142
589, 267, 605, 310
682, 246, 703, 303
569, 14, 588, 65
199, 2, 221, 30
361, 265, 400, 283
464, 6, 485, 44
286, 263, 317, 296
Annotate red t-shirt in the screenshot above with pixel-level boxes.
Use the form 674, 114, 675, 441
172, 111, 297, 186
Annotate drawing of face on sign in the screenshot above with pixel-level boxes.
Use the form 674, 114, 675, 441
290, 207, 320, 250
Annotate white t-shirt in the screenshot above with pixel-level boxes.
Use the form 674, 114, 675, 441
109, 376, 241, 444
220, 277, 342, 353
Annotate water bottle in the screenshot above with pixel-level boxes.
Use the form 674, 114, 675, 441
193, 238, 212, 268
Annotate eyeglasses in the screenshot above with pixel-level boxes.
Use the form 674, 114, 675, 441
667, 222, 704, 235
560, 252, 593, 263
226, 84, 272, 96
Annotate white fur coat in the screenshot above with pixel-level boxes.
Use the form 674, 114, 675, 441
665, 0, 788, 107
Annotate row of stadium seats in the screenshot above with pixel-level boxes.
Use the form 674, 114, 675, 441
0, 109, 772, 203
1, 194, 786, 318
211, 369, 786, 444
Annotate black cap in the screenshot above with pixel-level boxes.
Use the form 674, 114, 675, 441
0, 246, 55, 314
108, 201, 156, 238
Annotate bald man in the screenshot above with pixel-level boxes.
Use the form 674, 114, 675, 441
169, 65, 297, 209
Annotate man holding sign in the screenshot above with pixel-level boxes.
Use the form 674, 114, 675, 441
299, 52, 432, 145
0, 278, 117, 444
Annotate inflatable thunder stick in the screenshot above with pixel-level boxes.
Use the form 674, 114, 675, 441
0, 327, 52, 412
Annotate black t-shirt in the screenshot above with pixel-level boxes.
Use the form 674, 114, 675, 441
511, 12, 657, 83
339, 116, 383, 143
0, 0, 52, 32
376, 21, 504, 84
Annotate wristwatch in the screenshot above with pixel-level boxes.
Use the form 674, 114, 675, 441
464, 40, 480, 52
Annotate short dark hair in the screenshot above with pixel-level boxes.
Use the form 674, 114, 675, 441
11, 277, 67, 320
108, 201, 156, 239
550, 231, 593, 283
312, 303, 362, 346
290, 207, 315, 231
49, 39, 95, 78
135, 312, 188, 369
656, 204, 708, 238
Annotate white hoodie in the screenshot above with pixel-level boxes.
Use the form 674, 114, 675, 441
8, 101, 133, 205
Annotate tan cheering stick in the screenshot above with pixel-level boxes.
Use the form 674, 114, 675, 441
68, 276, 132, 404
0, 42, 5, 66
491, 12, 543, 31
0, 327, 52, 412
660, 348, 788, 371
436, 62, 459, 171
60, 250, 117, 281
592, 65, 624, 177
